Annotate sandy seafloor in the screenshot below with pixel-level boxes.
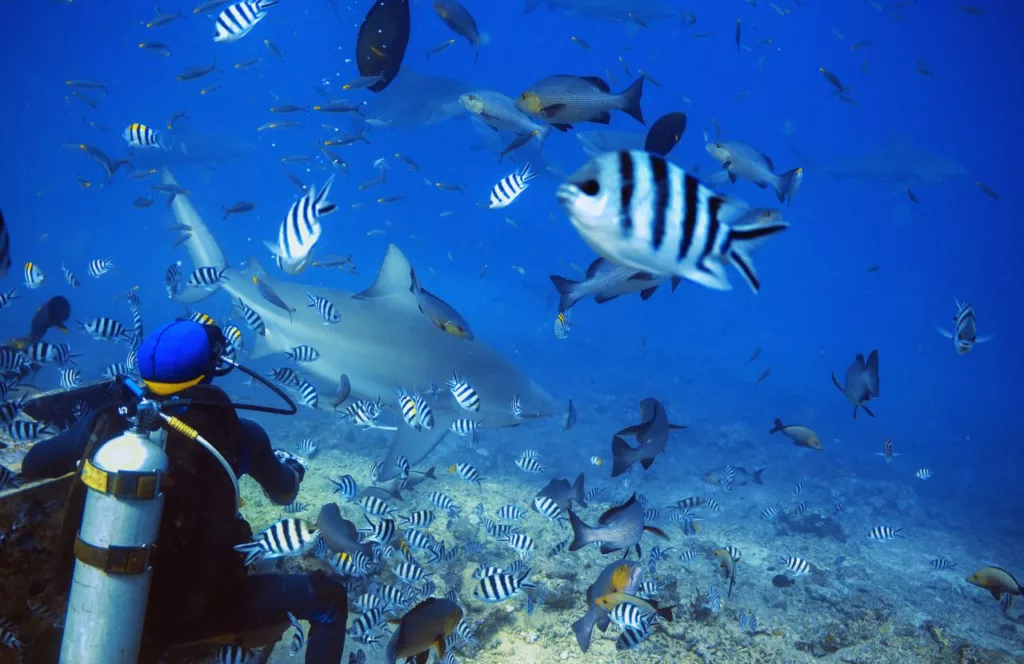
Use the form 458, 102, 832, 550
2, 394, 1023, 664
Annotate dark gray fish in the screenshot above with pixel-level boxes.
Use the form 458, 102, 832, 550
271, 104, 307, 114
10, 295, 71, 347
176, 60, 218, 81
399, 467, 437, 491
756, 367, 771, 384
342, 75, 385, 91
355, 0, 410, 92
549, 257, 678, 311
252, 274, 296, 321
644, 111, 687, 156
404, 269, 474, 340
433, 0, 486, 61
146, 6, 183, 27
516, 75, 645, 129
568, 493, 667, 556
563, 399, 577, 431
264, 39, 285, 59
223, 201, 255, 219
330, 373, 352, 409
316, 503, 372, 557
535, 473, 585, 512
151, 183, 191, 196
610, 398, 686, 477
748, 346, 761, 362
313, 100, 363, 114
425, 38, 456, 58
831, 349, 879, 418
284, 172, 308, 193
139, 42, 172, 55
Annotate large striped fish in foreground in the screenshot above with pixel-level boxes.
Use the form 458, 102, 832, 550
936, 299, 994, 354
213, 0, 280, 43
265, 175, 337, 275
557, 150, 789, 293
162, 168, 556, 482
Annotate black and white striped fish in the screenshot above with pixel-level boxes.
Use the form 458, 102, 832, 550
394, 560, 431, 584
232, 518, 321, 566
779, 555, 812, 575
793, 501, 808, 516
515, 453, 545, 473
446, 372, 480, 411
473, 568, 535, 603
7, 420, 57, 440
347, 608, 385, 639
216, 644, 257, 664
190, 312, 217, 327
330, 474, 357, 498
915, 468, 932, 480
357, 517, 395, 544
123, 123, 165, 149
103, 362, 132, 379
451, 462, 481, 485
879, 437, 895, 463
501, 532, 536, 559
286, 612, 305, 654
236, 298, 266, 335
557, 150, 788, 292
296, 380, 319, 408
488, 162, 537, 209
60, 368, 82, 389
936, 299, 994, 355
283, 501, 307, 514
834, 498, 847, 515
0, 464, 23, 491
679, 549, 700, 563
213, 0, 280, 43
164, 261, 183, 298
187, 266, 229, 289
61, 263, 80, 288
609, 602, 655, 632
497, 505, 524, 521
930, 558, 956, 571
403, 528, 435, 552
868, 526, 904, 541
449, 418, 482, 441
510, 393, 522, 419
357, 495, 393, 518
24, 262, 45, 288
342, 399, 380, 427
428, 491, 459, 517
395, 454, 412, 480
413, 393, 434, 430
533, 496, 565, 525
79, 317, 130, 342
269, 367, 302, 386
87, 257, 114, 278
792, 480, 804, 496
397, 390, 420, 431
268, 177, 336, 274
298, 438, 317, 456
287, 345, 321, 363
307, 293, 341, 323
759, 503, 781, 521
21, 341, 62, 364
400, 510, 435, 529
25, 599, 63, 627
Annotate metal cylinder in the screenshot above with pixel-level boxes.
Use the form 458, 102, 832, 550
60, 428, 168, 664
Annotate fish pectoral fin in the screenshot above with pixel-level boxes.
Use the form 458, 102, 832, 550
830, 373, 845, 393
976, 334, 995, 344
551, 123, 574, 132
538, 103, 566, 118
591, 111, 612, 125
754, 180, 768, 189
58, 325, 69, 333
727, 171, 737, 183
644, 525, 669, 539
668, 423, 687, 431
594, 293, 621, 304
861, 405, 875, 417
434, 634, 446, 660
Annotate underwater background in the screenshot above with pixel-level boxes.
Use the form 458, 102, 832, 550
1, 0, 1024, 662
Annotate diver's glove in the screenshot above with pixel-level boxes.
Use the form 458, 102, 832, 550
274, 449, 308, 482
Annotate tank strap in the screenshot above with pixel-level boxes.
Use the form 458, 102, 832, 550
74, 535, 152, 575
80, 458, 162, 499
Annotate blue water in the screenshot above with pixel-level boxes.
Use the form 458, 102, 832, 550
1, 0, 1022, 610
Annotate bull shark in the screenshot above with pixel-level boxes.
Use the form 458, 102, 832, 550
163, 169, 557, 480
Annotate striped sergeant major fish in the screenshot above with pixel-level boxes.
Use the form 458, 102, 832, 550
87, 257, 114, 278
187, 266, 229, 289
78, 317, 131, 343
489, 162, 537, 209
446, 372, 480, 411
62, 263, 81, 288
779, 555, 812, 575
233, 517, 321, 566
868, 525, 904, 541
7, 420, 58, 440
235, 297, 266, 335
123, 123, 170, 150
473, 568, 535, 603
267, 176, 337, 275
164, 261, 183, 298
936, 299, 994, 354
213, 0, 280, 43
877, 437, 897, 463
0, 287, 18, 309
306, 293, 341, 324
24, 262, 45, 288
553, 309, 570, 339
557, 150, 788, 293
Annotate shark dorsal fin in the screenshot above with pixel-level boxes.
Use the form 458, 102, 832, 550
245, 256, 269, 277
353, 244, 419, 305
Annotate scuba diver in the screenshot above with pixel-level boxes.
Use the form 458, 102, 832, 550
19, 319, 349, 663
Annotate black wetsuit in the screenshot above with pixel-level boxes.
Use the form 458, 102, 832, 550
20, 382, 348, 663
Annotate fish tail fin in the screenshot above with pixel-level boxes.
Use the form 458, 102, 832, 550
520, 161, 536, 183
572, 472, 586, 508
769, 418, 785, 434
610, 435, 637, 477
620, 77, 646, 125
548, 274, 580, 312
232, 542, 264, 567
724, 220, 789, 293
774, 167, 802, 204
536, 125, 552, 150
567, 509, 594, 551
752, 468, 765, 485
257, 0, 280, 8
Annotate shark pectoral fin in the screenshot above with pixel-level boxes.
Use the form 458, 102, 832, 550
245, 256, 269, 276
379, 415, 453, 482
935, 326, 953, 339
352, 244, 421, 306
976, 334, 995, 344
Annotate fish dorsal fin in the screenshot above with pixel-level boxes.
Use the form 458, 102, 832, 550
582, 76, 611, 93
584, 258, 605, 279
761, 153, 775, 171
598, 493, 636, 525
352, 244, 419, 305
245, 256, 268, 277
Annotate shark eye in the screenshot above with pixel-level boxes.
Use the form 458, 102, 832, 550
579, 179, 600, 196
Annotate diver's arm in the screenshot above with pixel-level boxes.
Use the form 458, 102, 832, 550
238, 419, 302, 505
20, 414, 94, 480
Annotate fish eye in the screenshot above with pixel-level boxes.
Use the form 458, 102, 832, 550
579, 179, 600, 196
